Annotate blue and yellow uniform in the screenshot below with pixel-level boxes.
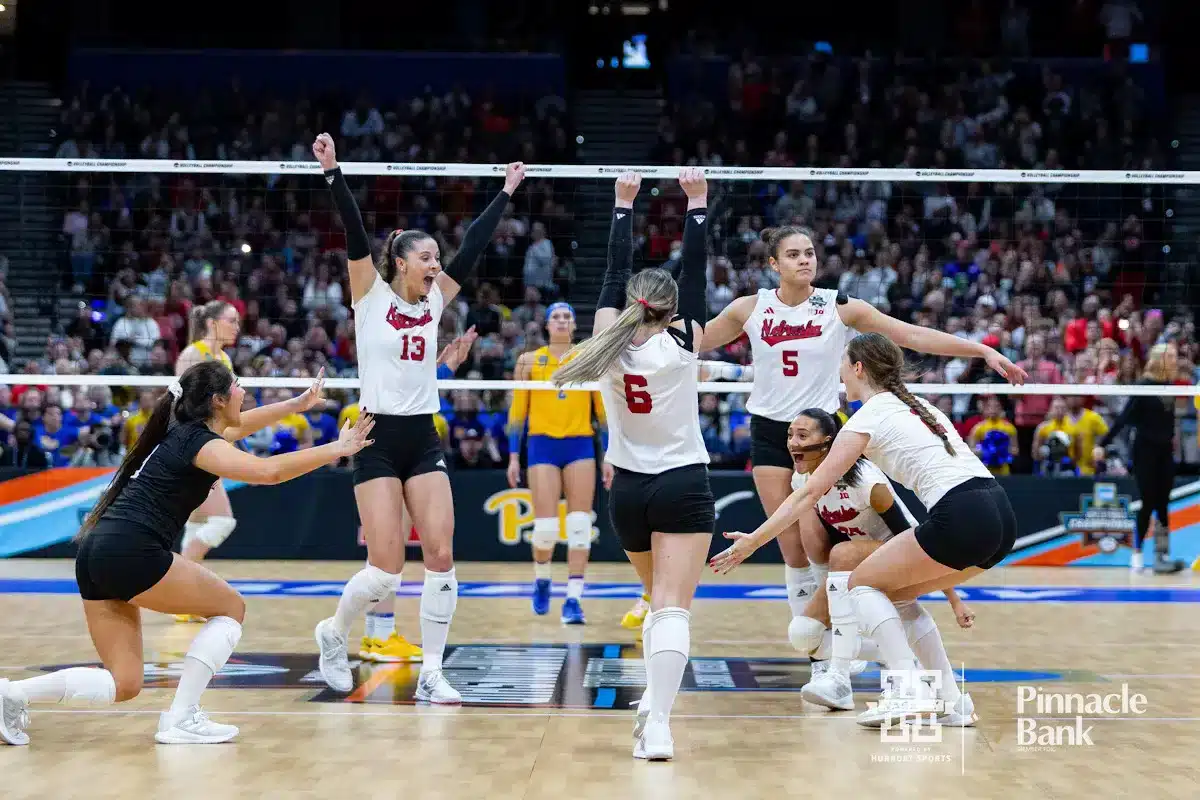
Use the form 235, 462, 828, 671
508, 346, 606, 468
190, 339, 233, 370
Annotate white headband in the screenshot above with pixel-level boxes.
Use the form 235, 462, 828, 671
167, 381, 183, 400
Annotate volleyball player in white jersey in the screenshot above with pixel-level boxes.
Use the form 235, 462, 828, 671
785, 408, 976, 720
310, 133, 525, 703
712, 332, 1015, 726
699, 225, 1026, 633
553, 169, 711, 761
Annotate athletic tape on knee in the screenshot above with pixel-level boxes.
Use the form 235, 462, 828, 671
565, 511, 592, 551
196, 516, 237, 548
848, 585, 900, 639
61, 667, 117, 706
421, 568, 458, 624
531, 517, 559, 551
185, 616, 243, 674
646, 607, 690, 658
787, 615, 827, 656
896, 601, 937, 643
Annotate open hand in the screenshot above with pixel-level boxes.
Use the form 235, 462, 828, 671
708, 531, 760, 574
985, 348, 1027, 385
437, 326, 478, 374
337, 412, 375, 458
295, 367, 327, 412
312, 133, 337, 171
615, 172, 642, 207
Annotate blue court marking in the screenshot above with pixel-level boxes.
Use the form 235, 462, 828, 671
3, 578, 1200, 604
592, 643, 623, 709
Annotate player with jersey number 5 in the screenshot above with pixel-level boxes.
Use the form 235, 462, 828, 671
0, 361, 374, 748
697, 225, 1026, 641
711, 332, 1015, 727
310, 132, 526, 704
553, 168, 711, 761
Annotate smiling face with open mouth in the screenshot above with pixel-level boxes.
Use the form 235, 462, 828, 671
787, 413, 832, 474
395, 235, 442, 299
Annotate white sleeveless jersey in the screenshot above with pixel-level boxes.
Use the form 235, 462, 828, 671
793, 460, 913, 542
842, 392, 994, 510
600, 329, 710, 474
353, 274, 444, 416
744, 287, 851, 421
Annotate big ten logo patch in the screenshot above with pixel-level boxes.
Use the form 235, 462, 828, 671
484, 489, 600, 546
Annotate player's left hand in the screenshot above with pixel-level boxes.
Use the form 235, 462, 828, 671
601, 460, 615, 490
296, 367, 326, 411
709, 531, 760, 574
955, 602, 976, 629
984, 348, 1027, 385
678, 166, 707, 200
438, 326, 478, 373
503, 162, 526, 194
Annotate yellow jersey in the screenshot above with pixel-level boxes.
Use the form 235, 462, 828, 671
968, 417, 1018, 476
123, 409, 152, 449
189, 339, 233, 370
1064, 409, 1109, 476
509, 347, 606, 440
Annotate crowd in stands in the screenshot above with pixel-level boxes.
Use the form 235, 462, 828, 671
2, 48, 1192, 477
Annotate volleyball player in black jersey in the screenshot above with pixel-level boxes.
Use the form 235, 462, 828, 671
0, 362, 374, 747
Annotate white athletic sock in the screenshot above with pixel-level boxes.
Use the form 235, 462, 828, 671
856, 636, 882, 662
333, 565, 397, 638
13, 667, 116, 706
534, 561, 552, 581
784, 565, 814, 618
169, 616, 243, 718
827, 571, 858, 677
566, 575, 585, 601
849, 585, 919, 673
639, 611, 654, 714
420, 568, 458, 673
810, 562, 829, 595
898, 602, 962, 704
645, 607, 690, 723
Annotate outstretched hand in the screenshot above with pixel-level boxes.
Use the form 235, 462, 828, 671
437, 326, 479, 374
504, 162, 527, 195
337, 412, 376, 458
313, 133, 337, 171
615, 172, 642, 207
985, 348, 1028, 385
708, 530, 760, 574
295, 367, 327, 412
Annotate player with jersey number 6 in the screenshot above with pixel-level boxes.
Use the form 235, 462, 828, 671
310, 132, 525, 704
697, 225, 1026, 641
553, 168, 711, 761
711, 332, 1015, 728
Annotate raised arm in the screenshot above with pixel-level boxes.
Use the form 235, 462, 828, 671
838, 298, 1028, 385
697, 295, 756, 353
219, 370, 327, 443
435, 163, 526, 305
194, 413, 375, 486
671, 167, 709, 352
313, 134, 378, 305
593, 173, 641, 335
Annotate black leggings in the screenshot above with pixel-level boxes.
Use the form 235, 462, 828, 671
1133, 444, 1174, 548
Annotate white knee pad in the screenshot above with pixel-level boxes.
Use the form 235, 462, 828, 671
358, 565, 399, 601
565, 511, 592, 551
645, 607, 690, 658
896, 601, 937, 642
197, 516, 237, 549
848, 585, 900, 639
531, 517, 559, 551
185, 616, 243, 674
60, 667, 117, 705
181, 522, 204, 550
421, 568, 458, 624
810, 562, 829, 594
787, 615, 827, 656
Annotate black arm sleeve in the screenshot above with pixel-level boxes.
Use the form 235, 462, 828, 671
1098, 396, 1138, 449
598, 207, 634, 311
444, 189, 511, 284
879, 502, 912, 536
324, 168, 372, 262
677, 207, 708, 326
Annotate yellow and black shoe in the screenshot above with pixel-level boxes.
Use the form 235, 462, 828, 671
621, 595, 651, 631
359, 636, 382, 662
172, 614, 208, 624
371, 633, 424, 663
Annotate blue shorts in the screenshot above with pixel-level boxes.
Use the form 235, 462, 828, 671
527, 435, 596, 469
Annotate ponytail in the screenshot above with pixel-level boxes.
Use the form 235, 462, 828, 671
376, 229, 434, 284
189, 300, 232, 343
887, 379, 955, 456
552, 268, 678, 387
75, 360, 236, 542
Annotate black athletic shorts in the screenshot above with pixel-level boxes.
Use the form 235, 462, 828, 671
749, 415, 794, 470
353, 413, 447, 486
608, 464, 715, 554
915, 477, 1017, 571
75, 520, 175, 602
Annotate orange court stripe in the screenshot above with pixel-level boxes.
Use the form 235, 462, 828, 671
1011, 540, 1101, 567
0, 467, 114, 506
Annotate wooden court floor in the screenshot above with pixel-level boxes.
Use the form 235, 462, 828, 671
2, 560, 1200, 799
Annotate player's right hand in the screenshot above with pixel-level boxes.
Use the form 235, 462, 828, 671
313, 133, 337, 170
506, 457, 521, 489
337, 413, 375, 457
615, 172, 642, 205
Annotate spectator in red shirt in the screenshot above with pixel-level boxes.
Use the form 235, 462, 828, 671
1013, 333, 1065, 472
